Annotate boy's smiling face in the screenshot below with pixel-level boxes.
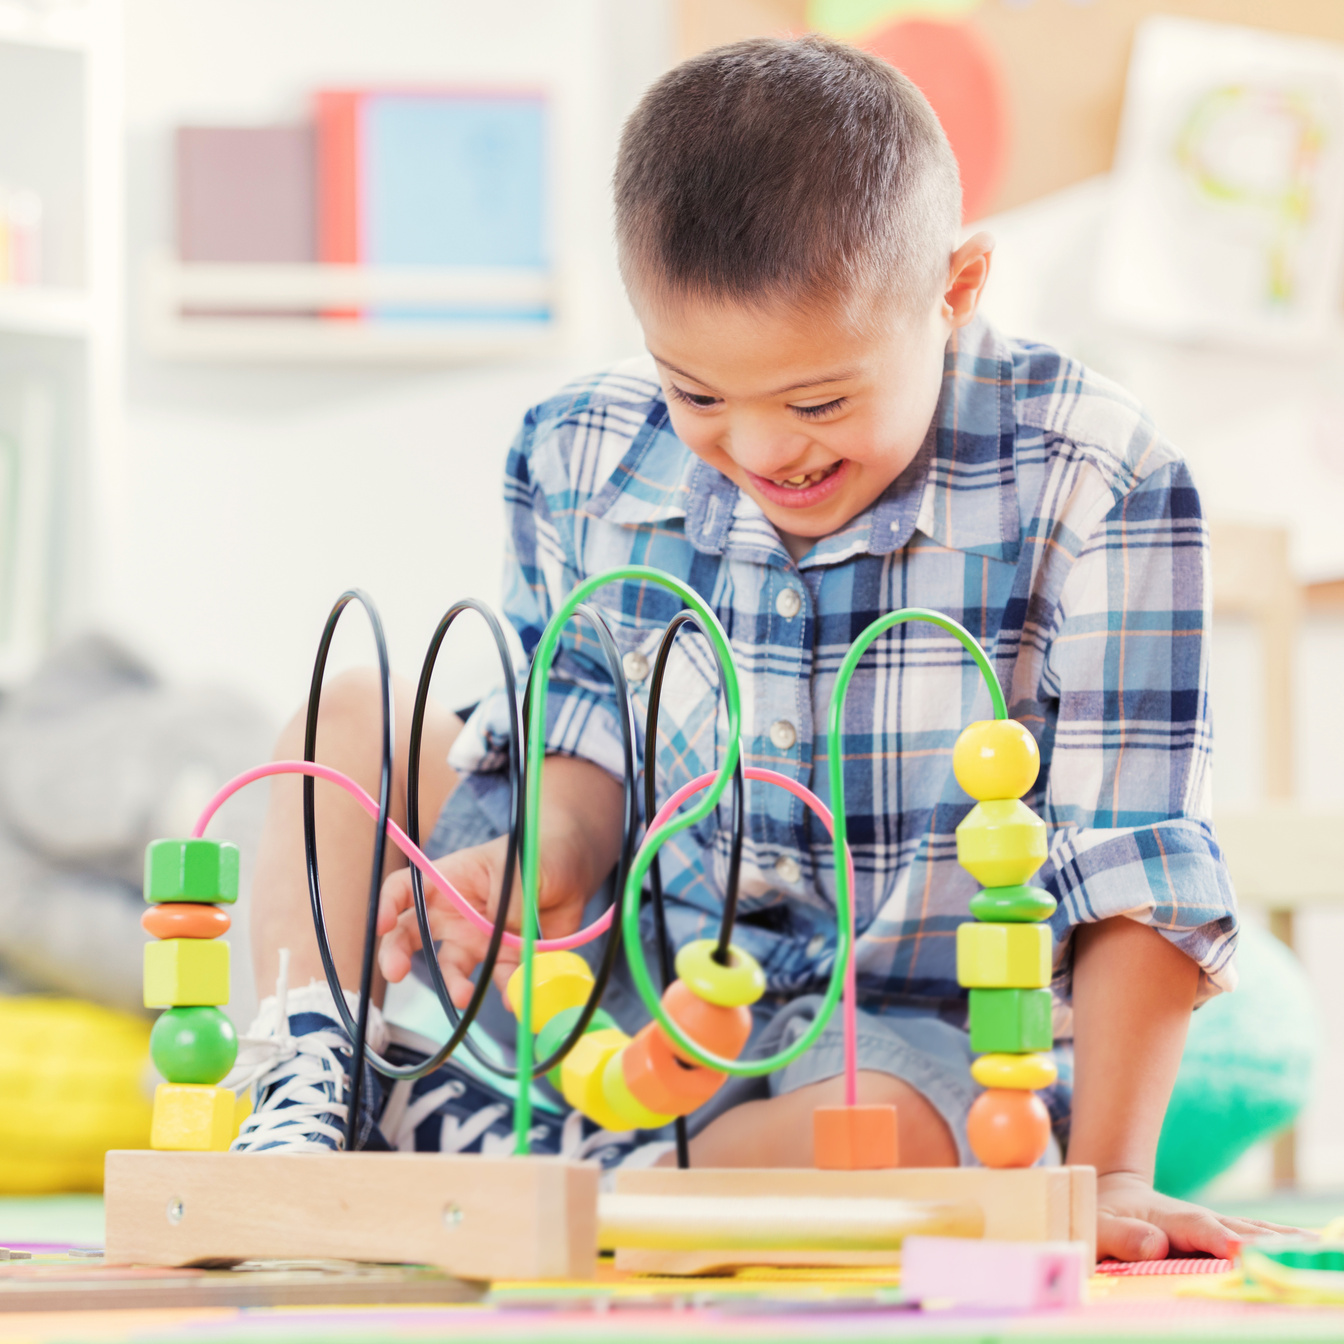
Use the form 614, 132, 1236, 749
636, 234, 993, 558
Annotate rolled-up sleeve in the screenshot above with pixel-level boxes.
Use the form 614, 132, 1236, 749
448, 418, 627, 784
1037, 461, 1237, 1002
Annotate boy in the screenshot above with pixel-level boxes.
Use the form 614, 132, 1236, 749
236, 36, 1282, 1260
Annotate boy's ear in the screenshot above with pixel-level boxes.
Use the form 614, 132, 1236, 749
941, 231, 994, 329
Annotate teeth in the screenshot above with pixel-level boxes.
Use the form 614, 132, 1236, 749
774, 466, 833, 488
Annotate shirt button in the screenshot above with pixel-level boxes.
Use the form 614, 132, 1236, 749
769, 719, 797, 751
775, 587, 802, 618
775, 855, 801, 884
622, 651, 649, 683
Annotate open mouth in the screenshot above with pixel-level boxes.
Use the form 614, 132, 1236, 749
745, 459, 848, 509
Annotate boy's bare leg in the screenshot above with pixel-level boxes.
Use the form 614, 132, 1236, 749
250, 668, 462, 1003
684, 1072, 958, 1168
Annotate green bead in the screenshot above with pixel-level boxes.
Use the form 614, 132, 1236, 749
150, 1006, 238, 1084
970, 884, 1057, 923
535, 1005, 616, 1087
968, 988, 1053, 1054
145, 839, 239, 904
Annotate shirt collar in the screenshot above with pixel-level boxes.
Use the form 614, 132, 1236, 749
585, 318, 1020, 564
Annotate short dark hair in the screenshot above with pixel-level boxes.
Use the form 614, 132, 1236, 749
614, 35, 962, 323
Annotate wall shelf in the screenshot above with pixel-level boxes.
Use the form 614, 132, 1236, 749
0, 1, 90, 51
0, 286, 91, 336
142, 257, 560, 363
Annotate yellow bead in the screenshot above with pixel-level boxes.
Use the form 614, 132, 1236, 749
143, 938, 230, 1008
559, 1028, 633, 1131
504, 951, 595, 1032
674, 940, 766, 1008
956, 799, 1047, 887
953, 719, 1040, 801
150, 1083, 235, 1151
957, 921, 1052, 989
970, 1052, 1058, 1090
601, 1049, 675, 1130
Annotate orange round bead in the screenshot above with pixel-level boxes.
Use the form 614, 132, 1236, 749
140, 903, 230, 940
966, 1087, 1052, 1168
622, 1020, 726, 1118
662, 979, 752, 1066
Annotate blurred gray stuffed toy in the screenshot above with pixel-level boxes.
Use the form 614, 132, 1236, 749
0, 635, 271, 1020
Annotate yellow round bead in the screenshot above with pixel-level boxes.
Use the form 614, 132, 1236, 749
559, 1028, 632, 1131
970, 1052, 1058, 1090
674, 940, 766, 1008
504, 951, 595, 1032
955, 799, 1048, 888
601, 1049, 675, 1130
953, 719, 1040, 802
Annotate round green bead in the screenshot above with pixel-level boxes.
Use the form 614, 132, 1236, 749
150, 1006, 238, 1084
535, 1005, 616, 1087
970, 884, 1057, 923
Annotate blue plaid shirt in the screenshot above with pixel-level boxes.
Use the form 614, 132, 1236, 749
451, 317, 1238, 1019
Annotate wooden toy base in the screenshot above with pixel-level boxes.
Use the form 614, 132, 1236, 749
104, 1150, 600, 1281
609, 1165, 1096, 1276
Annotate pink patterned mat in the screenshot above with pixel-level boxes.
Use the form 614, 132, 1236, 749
1095, 1257, 1233, 1276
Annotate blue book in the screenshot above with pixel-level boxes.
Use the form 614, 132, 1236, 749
360, 92, 549, 323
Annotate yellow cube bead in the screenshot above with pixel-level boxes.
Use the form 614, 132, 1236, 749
970, 1052, 1059, 1090
956, 800, 1048, 887
504, 951, 595, 1032
957, 921, 1052, 989
143, 938, 230, 1008
150, 1083, 235, 1151
559, 1028, 633, 1132
601, 1049, 675, 1130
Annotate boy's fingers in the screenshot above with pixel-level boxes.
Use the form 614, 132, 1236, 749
1098, 1214, 1168, 1262
377, 868, 414, 935
1217, 1216, 1299, 1239
1156, 1208, 1240, 1259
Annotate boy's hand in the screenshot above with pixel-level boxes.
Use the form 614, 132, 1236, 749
376, 829, 593, 1004
375, 755, 625, 1006
1097, 1170, 1299, 1261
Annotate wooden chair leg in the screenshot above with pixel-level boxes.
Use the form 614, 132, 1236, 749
1268, 908, 1298, 1189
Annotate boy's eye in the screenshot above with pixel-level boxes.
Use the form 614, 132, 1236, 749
791, 397, 848, 420
669, 384, 721, 410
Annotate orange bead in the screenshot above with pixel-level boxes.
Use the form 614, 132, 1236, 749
661, 979, 752, 1066
622, 1021, 726, 1117
813, 1104, 899, 1170
966, 1088, 1052, 1168
141, 903, 230, 940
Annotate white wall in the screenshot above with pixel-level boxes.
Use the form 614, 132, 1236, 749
114, 0, 671, 721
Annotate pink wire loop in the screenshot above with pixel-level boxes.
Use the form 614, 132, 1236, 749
194, 759, 860, 1104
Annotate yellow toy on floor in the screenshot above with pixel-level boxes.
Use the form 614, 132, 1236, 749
0, 997, 152, 1192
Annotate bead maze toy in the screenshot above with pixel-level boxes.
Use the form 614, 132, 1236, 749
105, 567, 1094, 1279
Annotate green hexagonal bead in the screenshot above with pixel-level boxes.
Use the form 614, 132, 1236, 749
535, 1005, 617, 1088
145, 839, 240, 904
969, 884, 1057, 923
150, 1006, 238, 1084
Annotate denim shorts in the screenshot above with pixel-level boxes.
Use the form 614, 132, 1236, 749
422, 773, 1070, 1166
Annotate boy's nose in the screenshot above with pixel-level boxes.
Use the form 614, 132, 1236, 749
723, 424, 808, 480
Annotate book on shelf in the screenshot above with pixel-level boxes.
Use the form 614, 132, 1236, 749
315, 88, 550, 323
176, 125, 317, 265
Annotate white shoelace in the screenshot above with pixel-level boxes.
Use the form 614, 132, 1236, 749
228, 950, 353, 1154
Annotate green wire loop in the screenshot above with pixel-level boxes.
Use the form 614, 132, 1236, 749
514, 578, 1005, 1153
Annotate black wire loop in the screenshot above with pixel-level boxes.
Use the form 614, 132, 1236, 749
300, 589, 396, 1151
299, 589, 747, 1151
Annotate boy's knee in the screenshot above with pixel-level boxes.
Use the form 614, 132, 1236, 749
275, 667, 396, 754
